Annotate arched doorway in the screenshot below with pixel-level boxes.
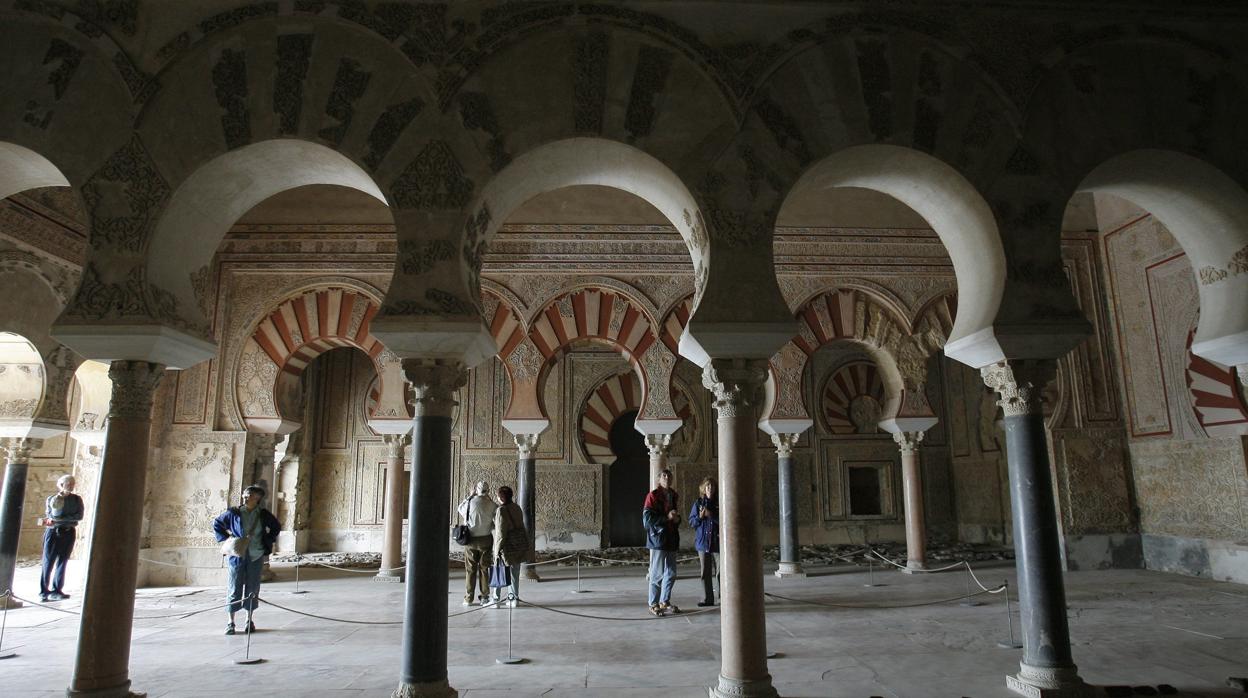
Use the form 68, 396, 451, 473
607, 409, 649, 547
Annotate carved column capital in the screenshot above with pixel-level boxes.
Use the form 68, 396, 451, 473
770, 432, 800, 457
701, 358, 769, 419
107, 360, 165, 419
383, 433, 408, 458
513, 432, 540, 458
401, 359, 466, 418
1, 437, 42, 464
643, 432, 672, 457
980, 359, 1056, 418
892, 430, 925, 455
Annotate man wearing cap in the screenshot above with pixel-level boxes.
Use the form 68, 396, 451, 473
456, 480, 498, 606
212, 484, 281, 635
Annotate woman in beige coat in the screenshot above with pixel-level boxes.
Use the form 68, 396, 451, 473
491, 485, 528, 607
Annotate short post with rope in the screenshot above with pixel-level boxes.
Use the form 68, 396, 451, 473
863, 550, 884, 588
996, 580, 1022, 649
290, 554, 307, 595
571, 552, 589, 594
0, 590, 16, 660
496, 593, 527, 665
234, 593, 264, 665
959, 563, 983, 607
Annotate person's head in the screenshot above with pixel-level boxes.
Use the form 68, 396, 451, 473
57, 474, 75, 493
699, 477, 717, 499
658, 468, 673, 489
496, 485, 514, 504
475, 480, 490, 496
242, 485, 265, 509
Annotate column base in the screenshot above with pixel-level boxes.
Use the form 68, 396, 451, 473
1006, 663, 1090, 698
391, 678, 457, 698
2, 597, 23, 609
373, 572, 405, 583
709, 674, 778, 698
774, 562, 807, 578
66, 681, 145, 698
521, 563, 541, 581
900, 560, 928, 574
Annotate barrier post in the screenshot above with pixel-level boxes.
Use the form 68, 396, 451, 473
997, 580, 1023, 649
571, 552, 589, 594
496, 593, 527, 665
0, 590, 15, 659
863, 557, 884, 588
291, 555, 307, 595
234, 594, 264, 665
959, 564, 983, 607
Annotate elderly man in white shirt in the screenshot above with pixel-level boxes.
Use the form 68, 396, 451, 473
456, 480, 498, 606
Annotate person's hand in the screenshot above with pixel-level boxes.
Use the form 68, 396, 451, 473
667, 510, 678, 522
699, 507, 708, 519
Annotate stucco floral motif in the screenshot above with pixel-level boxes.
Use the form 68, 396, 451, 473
507, 339, 542, 383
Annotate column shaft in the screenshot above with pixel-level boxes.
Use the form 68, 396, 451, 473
772, 433, 804, 578
394, 360, 463, 698
705, 360, 776, 698
377, 434, 406, 582
0, 440, 36, 603
644, 433, 671, 490
69, 360, 163, 697
896, 432, 928, 571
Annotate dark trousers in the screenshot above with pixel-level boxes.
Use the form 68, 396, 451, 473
40, 526, 76, 596
698, 551, 719, 603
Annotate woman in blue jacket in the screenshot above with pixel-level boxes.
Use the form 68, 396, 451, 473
688, 477, 719, 607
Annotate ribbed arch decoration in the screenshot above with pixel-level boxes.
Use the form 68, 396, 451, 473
821, 360, 886, 434
530, 288, 657, 363
659, 295, 694, 354
580, 371, 694, 465
483, 290, 525, 360
1184, 328, 1248, 437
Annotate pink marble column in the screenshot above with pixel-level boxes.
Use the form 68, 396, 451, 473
376, 433, 407, 583
68, 360, 164, 698
894, 431, 928, 572
703, 358, 777, 698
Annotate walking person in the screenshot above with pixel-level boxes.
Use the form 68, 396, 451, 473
491, 485, 527, 608
456, 480, 497, 606
39, 474, 84, 601
212, 484, 281, 635
689, 476, 720, 607
643, 468, 681, 616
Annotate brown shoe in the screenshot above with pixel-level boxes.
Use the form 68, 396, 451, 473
648, 604, 664, 617
661, 602, 682, 614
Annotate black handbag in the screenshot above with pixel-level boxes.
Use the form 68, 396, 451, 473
452, 523, 472, 546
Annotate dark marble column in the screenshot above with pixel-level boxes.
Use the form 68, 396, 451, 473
514, 433, 540, 581
983, 359, 1087, 698
393, 359, 464, 698
376, 433, 407, 583
704, 359, 777, 698
0, 438, 39, 606
894, 430, 929, 572
771, 432, 805, 578
69, 360, 164, 698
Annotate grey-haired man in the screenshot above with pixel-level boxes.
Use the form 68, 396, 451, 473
456, 480, 498, 606
39, 474, 83, 601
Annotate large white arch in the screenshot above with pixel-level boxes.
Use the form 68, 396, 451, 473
781, 144, 1006, 368
1078, 150, 1248, 366
0, 142, 70, 201
147, 140, 388, 333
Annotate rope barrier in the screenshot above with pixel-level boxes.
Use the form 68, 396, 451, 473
258, 595, 494, 624
868, 549, 966, 574
5, 591, 254, 619
578, 553, 699, 566
764, 585, 1005, 610
521, 553, 579, 566
515, 596, 720, 621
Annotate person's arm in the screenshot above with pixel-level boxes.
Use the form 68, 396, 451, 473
263, 509, 282, 544
642, 492, 664, 533
212, 510, 232, 543
492, 507, 505, 558
688, 500, 702, 530
456, 495, 472, 521
63, 495, 85, 524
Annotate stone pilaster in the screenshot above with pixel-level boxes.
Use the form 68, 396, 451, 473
513, 432, 541, 581
644, 432, 672, 488
393, 359, 465, 698
703, 359, 778, 698
0, 438, 41, 607
376, 433, 408, 583
771, 432, 805, 578
69, 360, 164, 698
893, 430, 929, 572
982, 360, 1088, 698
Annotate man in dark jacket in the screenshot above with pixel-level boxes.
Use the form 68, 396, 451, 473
212, 484, 281, 635
642, 468, 680, 616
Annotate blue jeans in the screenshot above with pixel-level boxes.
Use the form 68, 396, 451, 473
648, 549, 677, 606
226, 555, 263, 616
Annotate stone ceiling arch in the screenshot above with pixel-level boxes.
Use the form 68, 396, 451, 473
779, 145, 1005, 367
1078, 150, 1248, 366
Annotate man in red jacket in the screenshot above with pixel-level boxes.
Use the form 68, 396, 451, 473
643, 468, 681, 616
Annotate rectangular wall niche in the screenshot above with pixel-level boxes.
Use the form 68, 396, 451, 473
845, 461, 895, 519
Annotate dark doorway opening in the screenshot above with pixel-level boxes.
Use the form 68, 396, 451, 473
607, 409, 649, 547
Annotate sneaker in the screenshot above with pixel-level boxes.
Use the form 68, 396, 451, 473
38, 594, 48, 602
461, 600, 474, 607
661, 602, 681, 614
246, 620, 256, 633
225, 623, 236, 636
47, 593, 66, 601
478, 595, 491, 605
55, 592, 70, 600
648, 604, 665, 617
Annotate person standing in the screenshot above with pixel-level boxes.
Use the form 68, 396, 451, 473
39, 474, 84, 602
491, 485, 527, 608
689, 476, 720, 607
643, 468, 681, 616
456, 480, 498, 606
212, 484, 281, 635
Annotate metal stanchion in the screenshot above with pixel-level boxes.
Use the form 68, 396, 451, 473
571, 552, 589, 594
996, 580, 1022, 649
290, 555, 307, 595
0, 591, 16, 660
234, 595, 265, 665
863, 557, 884, 588
496, 593, 527, 665
959, 564, 983, 607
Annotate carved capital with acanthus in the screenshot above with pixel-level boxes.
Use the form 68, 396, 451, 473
701, 358, 769, 420
401, 359, 466, 418
383, 433, 408, 459
892, 430, 925, 455
980, 359, 1056, 418
107, 360, 165, 420
513, 432, 540, 459
1, 437, 43, 464
770, 432, 800, 458
644, 432, 672, 457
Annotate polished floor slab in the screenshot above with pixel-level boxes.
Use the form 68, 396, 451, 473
2, 558, 1245, 697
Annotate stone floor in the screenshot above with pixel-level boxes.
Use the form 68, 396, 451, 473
2, 557, 1245, 697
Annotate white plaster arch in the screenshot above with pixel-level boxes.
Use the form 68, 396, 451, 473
1077, 150, 1248, 366
147, 140, 388, 333
781, 145, 1006, 367
69, 360, 111, 448
0, 142, 70, 200
0, 332, 46, 431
